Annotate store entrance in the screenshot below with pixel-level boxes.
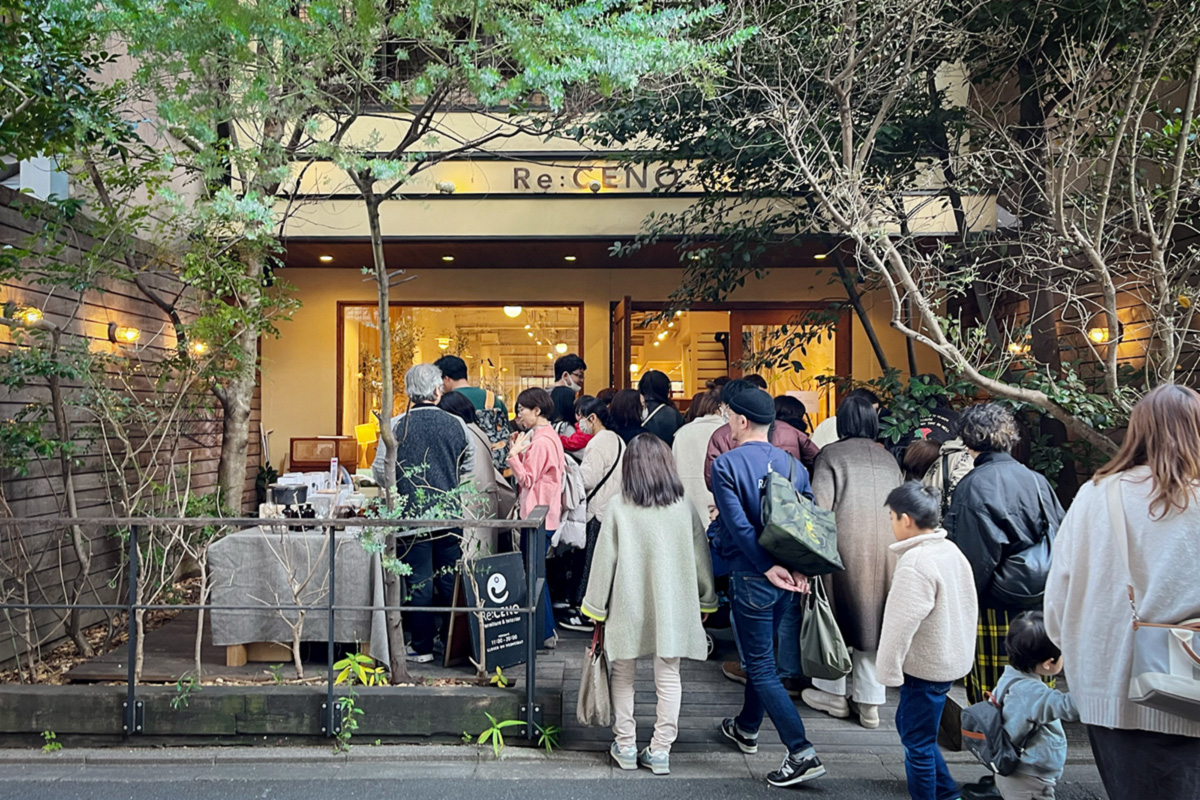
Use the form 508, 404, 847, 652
612, 302, 851, 424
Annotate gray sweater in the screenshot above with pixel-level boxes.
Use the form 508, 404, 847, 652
993, 666, 1079, 779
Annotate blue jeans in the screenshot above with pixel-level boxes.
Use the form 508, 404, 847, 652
776, 593, 803, 678
896, 675, 958, 800
404, 531, 462, 655
520, 528, 556, 642
729, 572, 813, 754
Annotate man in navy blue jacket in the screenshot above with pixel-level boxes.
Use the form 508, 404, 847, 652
711, 387, 826, 788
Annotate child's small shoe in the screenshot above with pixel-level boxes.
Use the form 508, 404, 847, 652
638, 747, 670, 775
610, 741, 638, 770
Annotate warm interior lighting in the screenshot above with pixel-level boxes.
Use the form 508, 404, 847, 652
653, 341, 660, 347
546, 352, 554, 360
504, 306, 523, 317
630, 364, 640, 373
657, 332, 668, 340
441, 255, 455, 262
21, 308, 42, 325
189, 340, 208, 356
675, 311, 683, 317
1088, 327, 1111, 344
318, 255, 333, 263
667, 321, 674, 328
554, 342, 568, 354
524, 324, 531, 329
564, 255, 577, 262
536, 340, 542, 345
1007, 341, 1030, 355
527, 331, 534, 337
437, 336, 452, 350
814, 253, 828, 260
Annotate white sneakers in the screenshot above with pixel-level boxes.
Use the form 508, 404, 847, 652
801, 689, 882, 729
801, 688, 850, 718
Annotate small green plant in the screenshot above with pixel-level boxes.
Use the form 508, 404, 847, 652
534, 723, 561, 754
333, 652, 386, 687
477, 713, 523, 757
489, 666, 509, 688
171, 673, 201, 710
331, 651, 385, 752
266, 664, 285, 685
41, 731, 61, 753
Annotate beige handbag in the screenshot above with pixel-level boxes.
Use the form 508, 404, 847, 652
576, 624, 612, 726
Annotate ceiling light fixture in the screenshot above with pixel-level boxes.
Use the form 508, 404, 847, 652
319, 255, 334, 263
629, 363, 640, 373
437, 336, 452, 350
503, 306, 523, 318
554, 342, 568, 354
441, 255, 455, 262
564, 255, 577, 262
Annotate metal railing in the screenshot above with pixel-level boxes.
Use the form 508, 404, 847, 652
0, 508, 550, 740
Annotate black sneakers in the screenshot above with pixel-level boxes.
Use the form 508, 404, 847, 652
766, 749, 827, 787
719, 717, 759, 754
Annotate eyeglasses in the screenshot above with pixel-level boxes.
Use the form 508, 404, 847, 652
570, 370, 585, 380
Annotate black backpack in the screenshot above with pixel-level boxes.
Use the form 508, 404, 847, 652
961, 680, 1042, 776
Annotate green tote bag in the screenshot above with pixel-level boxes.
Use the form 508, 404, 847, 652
758, 459, 844, 576
800, 578, 852, 681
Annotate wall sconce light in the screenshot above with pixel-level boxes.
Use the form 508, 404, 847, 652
554, 342, 568, 354
108, 322, 140, 344
1087, 327, 1110, 344
504, 306, 523, 318
188, 340, 208, 356
21, 307, 42, 325
1007, 340, 1030, 356
436, 336, 452, 350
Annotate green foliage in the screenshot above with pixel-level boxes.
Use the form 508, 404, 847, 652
265, 663, 285, 685
535, 723, 561, 754
333, 652, 386, 688
0, 0, 122, 159
488, 666, 509, 689
170, 673, 201, 710
476, 712, 523, 757
40, 731, 62, 753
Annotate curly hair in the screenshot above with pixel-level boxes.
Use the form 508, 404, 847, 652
957, 403, 1020, 454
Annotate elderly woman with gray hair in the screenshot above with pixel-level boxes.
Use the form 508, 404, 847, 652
944, 403, 1064, 705
370, 362, 474, 663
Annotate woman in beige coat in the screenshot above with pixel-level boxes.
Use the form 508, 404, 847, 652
440, 391, 515, 556
672, 390, 725, 521
802, 396, 902, 729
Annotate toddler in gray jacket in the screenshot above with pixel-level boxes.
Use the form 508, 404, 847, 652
992, 612, 1080, 800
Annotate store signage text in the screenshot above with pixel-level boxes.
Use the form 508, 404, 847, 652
512, 163, 681, 193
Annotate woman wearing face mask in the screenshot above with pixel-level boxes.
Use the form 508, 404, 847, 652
638, 370, 686, 447
609, 389, 646, 444
559, 395, 626, 631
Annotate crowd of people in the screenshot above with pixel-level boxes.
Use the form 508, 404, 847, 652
371, 354, 1200, 799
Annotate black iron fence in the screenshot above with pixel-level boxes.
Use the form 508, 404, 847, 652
0, 508, 550, 740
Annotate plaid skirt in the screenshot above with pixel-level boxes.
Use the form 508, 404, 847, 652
967, 606, 1015, 704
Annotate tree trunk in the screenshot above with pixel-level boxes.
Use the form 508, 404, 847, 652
363, 190, 412, 685
215, 254, 263, 513
832, 251, 891, 373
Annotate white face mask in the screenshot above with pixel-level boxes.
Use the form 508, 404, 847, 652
563, 374, 580, 392
578, 417, 593, 435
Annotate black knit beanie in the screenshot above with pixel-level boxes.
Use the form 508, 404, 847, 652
727, 387, 775, 425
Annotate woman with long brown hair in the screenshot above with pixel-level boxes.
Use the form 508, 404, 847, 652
1045, 385, 1200, 799
582, 433, 717, 776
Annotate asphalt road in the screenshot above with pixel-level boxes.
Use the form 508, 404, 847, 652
0, 755, 1109, 800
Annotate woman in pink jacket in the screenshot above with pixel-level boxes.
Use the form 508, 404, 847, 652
508, 386, 565, 645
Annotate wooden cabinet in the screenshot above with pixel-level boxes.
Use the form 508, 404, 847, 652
289, 437, 357, 471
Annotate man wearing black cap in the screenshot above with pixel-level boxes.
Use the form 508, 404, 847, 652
710, 387, 826, 787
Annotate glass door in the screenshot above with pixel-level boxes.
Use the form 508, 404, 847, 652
611, 296, 632, 390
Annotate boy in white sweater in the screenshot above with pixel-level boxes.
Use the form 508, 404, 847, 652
877, 482, 979, 800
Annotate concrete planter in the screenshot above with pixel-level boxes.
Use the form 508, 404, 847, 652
0, 684, 559, 744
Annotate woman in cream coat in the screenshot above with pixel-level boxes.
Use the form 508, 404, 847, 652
672, 390, 725, 522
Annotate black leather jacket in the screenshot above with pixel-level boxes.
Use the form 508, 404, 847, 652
944, 451, 1065, 609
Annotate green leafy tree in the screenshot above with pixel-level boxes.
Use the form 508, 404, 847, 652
589, 0, 1200, 462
